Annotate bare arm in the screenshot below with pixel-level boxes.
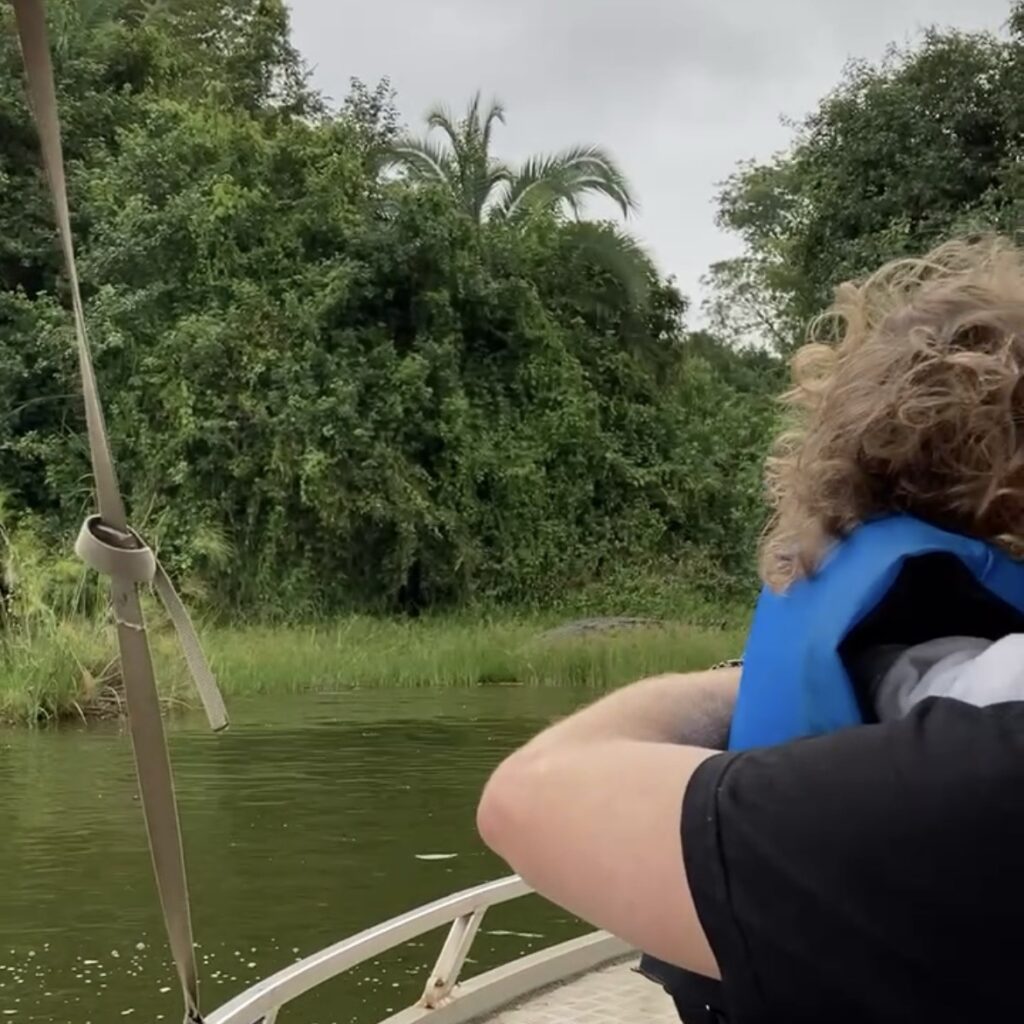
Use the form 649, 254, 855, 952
477, 668, 739, 978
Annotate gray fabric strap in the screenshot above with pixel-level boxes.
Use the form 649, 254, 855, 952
12, 3, 228, 1022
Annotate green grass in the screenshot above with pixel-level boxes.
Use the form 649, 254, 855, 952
205, 616, 746, 692
0, 613, 746, 725
0, 618, 114, 726
0, 510, 754, 725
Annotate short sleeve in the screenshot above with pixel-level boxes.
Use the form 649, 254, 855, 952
681, 697, 1024, 1024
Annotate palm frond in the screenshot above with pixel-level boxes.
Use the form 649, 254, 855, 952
381, 137, 454, 186
495, 152, 595, 220
425, 97, 474, 178
422, 105, 469, 209
397, 94, 636, 228
548, 145, 638, 218
495, 157, 561, 220
425, 93, 508, 219
425, 101, 463, 149
480, 97, 507, 154
471, 161, 514, 221
455, 93, 505, 142
497, 145, 638, 221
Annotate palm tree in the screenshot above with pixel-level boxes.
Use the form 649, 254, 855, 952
383, 93, 638, 225
383, 93, 652, 307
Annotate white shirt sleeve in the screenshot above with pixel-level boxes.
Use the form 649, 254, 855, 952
873, 634, 1024, 719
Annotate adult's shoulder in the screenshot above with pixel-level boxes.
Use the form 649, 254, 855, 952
682, 698, 1024, 1024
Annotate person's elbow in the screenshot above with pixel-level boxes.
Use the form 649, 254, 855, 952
477, 748, 541, 865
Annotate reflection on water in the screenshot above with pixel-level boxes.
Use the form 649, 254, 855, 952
0, 686, 591, 1023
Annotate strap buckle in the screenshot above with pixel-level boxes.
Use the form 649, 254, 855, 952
75, 515, 157, 583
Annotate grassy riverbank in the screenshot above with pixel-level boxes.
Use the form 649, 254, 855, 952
0, 613, 746, 726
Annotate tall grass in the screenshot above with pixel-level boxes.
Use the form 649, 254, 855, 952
0, 507, 748, 724
0, 614, 744, 725
204, 617, 745, 694
0, 504, 116, 724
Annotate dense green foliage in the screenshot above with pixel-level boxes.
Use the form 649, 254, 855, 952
7, 0, 1014, 718
708, 1, 1024, 350
1, 0, 777, 628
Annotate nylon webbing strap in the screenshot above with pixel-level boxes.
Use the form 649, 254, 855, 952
11, 3, 228, 1022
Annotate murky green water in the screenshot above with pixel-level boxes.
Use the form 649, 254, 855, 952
0, 686, 593, 1024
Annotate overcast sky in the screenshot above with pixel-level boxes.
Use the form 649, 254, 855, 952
288, 0, 1012, 312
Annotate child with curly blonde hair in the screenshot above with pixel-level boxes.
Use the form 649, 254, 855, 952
642, 234, 1024, 1022
729, 235, 1024, 748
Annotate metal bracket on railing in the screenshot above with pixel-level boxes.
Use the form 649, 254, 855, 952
419, 908, 487, 1009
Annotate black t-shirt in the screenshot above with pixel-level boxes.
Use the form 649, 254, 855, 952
661, 696, 1024, 1024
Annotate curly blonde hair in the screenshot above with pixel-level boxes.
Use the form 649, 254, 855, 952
761, 236, 1024, 591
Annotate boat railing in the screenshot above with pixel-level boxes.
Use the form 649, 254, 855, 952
206, 874, 633, 1024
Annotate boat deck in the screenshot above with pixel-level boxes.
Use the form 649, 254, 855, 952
483, 957, 676, 1024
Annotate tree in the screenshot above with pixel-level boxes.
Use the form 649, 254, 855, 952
384, 92, 653, 310
707, 6, 1024, 350
385, 92, 636, 223
340, 76, 402, 159
2, 1, 774, 621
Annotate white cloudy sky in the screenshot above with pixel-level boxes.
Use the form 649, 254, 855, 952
288, 0, 1012, 309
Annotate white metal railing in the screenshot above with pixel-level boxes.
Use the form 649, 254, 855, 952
205, 874, 632, 1024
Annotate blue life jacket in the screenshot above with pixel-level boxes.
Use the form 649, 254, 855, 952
728, 514, 1024, 750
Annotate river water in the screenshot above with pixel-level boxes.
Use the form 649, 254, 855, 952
0, 686, 595, 1023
